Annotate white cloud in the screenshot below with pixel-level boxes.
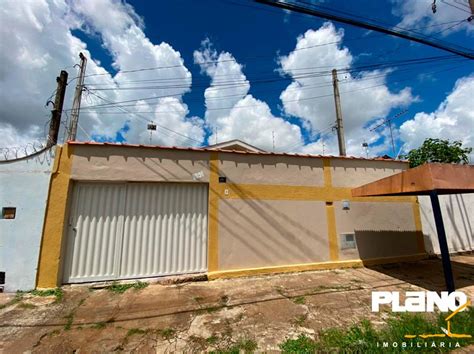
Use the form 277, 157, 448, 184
194, 40, 303, 151
400, 75, 474, 155
0, 0, 204, 156
279, 22, 415, 156
392, 0, 474, 36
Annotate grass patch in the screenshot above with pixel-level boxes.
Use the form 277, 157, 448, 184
105, 281, 148, 294
126, 328, 147, 337
206, 335, 219, 345
30, 288, 64, 302
280, 334, 317, 354
92, 322, 107, 329
217, 339, 258, 354
292, 296, 306, 305
159, 327, 176, 340
280, 308, 474, 352
64, 311, 74, 331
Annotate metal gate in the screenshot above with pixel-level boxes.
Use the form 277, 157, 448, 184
63, 182, 208, 283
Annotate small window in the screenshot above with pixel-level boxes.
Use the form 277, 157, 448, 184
2, 207, 16, 219
340, 233, 356, 250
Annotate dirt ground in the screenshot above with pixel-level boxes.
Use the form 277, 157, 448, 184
1, 255, 473, 353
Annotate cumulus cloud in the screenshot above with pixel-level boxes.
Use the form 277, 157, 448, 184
400, 75, 474, 156
279, 22, 415, 156
392, 0, 474, 36
194, 40, 303, 151
0, 0, 204, 154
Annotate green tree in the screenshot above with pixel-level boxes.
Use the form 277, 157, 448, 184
403, 138, 472, 168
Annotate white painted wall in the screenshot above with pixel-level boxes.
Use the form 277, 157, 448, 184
0, 148, 54, 292
419, 194, 474, 255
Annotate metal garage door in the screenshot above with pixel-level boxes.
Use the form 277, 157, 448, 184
63, 182, 208, 283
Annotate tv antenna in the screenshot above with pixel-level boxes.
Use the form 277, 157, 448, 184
369, 110, 408, 157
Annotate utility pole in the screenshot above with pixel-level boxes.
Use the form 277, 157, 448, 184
332, 69, 346, 156
469, 0, 474, 16
47, 70, 68, 147
68, 52, 87, 141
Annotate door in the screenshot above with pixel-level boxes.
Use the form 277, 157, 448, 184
63, 182, 208, 283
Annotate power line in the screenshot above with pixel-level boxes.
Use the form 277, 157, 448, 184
441, 0, 472, 13
82, 55, 463, 96
79, 57, 466, 111
254, 0, 474, 59
81, 15, 469, 81
85, 90, 202, 145
73, 60, 467, 114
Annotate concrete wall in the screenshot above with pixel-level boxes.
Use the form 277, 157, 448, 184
0, 148, 54, 292
71, 145, 210, 183
330, 159, 406, 188
37, 143, 424, 286
213, 154, 420, 273
419, 194, 474, 254
335, 201, 419, 260
218, 199, 328, 269
218, 153, 325, 186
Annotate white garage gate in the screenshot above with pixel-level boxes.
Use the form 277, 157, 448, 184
62, 182, 208, 283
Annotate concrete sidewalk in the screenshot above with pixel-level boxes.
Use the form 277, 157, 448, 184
1, 255, 473, 352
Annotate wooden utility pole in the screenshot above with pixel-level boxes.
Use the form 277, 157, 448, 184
469, 0, 474, 16
47, 70, 68, 147
68, 52, 87, 141
332, 69, 346, 156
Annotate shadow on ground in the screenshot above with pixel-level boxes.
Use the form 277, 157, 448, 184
366, 255, 474, 292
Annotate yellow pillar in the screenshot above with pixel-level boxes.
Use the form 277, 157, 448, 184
324, 159, 339, 261
36, 144, 74, 288
207, 151, 220, 272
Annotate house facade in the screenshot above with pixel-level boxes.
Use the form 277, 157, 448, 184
0, 148, 55, 292
36, 142, 427, 288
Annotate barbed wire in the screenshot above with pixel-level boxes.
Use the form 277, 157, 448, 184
0, 140, 51, 161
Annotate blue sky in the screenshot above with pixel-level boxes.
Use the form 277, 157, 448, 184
82, 0, 471, 119
1, 0, 473, 158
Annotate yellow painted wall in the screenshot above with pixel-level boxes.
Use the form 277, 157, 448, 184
36, 144, 74, 288
36, 145, 425, 286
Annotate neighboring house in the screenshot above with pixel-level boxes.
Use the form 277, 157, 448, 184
0, 148, 55, 292
206, 139, 266, 153
36, 141, 427, 288
419, 194, 473, 255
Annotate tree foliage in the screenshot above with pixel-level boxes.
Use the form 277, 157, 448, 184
403, 138, 472, 168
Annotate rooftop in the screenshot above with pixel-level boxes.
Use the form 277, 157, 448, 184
67, 141, 406, 163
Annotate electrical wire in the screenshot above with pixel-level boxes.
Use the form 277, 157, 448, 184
83, 55, 462, 92
254, 0, 474, 59
85, 90, 202, 145
73, 57, 468, 113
